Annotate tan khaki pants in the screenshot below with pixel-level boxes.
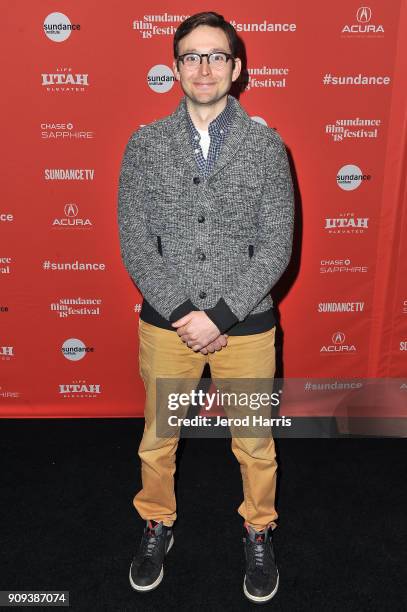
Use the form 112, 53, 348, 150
134, 319, 278, 531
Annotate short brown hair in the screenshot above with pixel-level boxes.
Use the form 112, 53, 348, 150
173, 12, 238, 60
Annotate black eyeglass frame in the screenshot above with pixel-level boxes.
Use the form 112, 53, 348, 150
176, 52, 236, 68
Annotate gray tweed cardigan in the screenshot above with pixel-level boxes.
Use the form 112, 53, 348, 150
117, 95, 294, 334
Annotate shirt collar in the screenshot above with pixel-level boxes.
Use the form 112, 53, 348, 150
185, 95, 235, 141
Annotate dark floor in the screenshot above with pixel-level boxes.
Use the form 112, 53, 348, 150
0, 418, 406, 611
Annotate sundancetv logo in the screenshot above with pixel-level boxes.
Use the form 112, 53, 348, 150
317, 302, 365, 313
147, 65, 175, 93
44, 169, 94, 181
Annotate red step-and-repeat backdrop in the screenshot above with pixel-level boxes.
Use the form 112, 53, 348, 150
2, 1, 406, 418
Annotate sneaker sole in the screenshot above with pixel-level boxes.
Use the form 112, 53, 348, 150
243, 569, 279, 604
129, 534, 174, 593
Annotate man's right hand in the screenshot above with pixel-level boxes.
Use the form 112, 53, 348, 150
199, 334, 228, 355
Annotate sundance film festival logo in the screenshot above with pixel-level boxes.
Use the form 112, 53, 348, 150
52, 203, 93, 228
326, 118, 381, 142
0, 346, 14, 361
245, 66, 289, 90
59, 380, 101, 398
133, 13, 188, 38
41, 122, 94, 140
0, 257, 12, 274
341, 7, 384, 37
61, 339, 94, 361
51, 297, 101, 318
320, 332, 357, 354
43, 12, 80, 42
147, 65, 175, 93
41, 68, 89, 93
325, 214, 369, 235
337, 165, 371, 190
399, 341, 407, 352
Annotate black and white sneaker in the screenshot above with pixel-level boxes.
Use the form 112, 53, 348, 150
243, 522, 279, 604
129, 520, 174, 592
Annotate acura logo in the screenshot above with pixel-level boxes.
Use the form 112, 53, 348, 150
332, 332, 345, 345
64, 203, 78, 217
356, 7, 372, 23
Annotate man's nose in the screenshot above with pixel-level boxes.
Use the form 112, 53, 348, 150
199, 56, 211, 75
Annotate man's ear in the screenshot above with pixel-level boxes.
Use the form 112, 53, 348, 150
231, 57, 242, 83
172, 59, 180, 81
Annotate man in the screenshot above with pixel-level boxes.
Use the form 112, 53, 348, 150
118, 11, 294, 604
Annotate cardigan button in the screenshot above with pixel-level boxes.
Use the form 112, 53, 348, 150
199, 291, 207, 299
197, 215, 205, 223
193, 176, 201, 185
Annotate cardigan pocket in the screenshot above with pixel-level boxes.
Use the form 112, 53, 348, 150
157, 236, 163, 256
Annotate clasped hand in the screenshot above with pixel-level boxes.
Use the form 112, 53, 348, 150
171, 311, 228, 354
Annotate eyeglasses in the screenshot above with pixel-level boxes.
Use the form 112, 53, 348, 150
177, 52, 234, 70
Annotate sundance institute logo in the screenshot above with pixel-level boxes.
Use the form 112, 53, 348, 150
336, 164, 371, 191
147, 65, 175, 93
61, 338, 94, 361
43, 12, 80, 42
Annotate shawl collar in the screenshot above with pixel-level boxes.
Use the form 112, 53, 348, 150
168, 94, 252, 179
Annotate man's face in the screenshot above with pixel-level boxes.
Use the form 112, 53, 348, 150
173, 25, 241, 106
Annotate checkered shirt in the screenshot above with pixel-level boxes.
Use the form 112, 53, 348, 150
185, 97, 235, 177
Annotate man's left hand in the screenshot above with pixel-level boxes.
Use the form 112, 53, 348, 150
172, 311, 220, 351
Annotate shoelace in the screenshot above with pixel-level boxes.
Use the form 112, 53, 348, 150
244, 530, 271, 574
253, 534, 266, 568
143, 527, 160, 558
